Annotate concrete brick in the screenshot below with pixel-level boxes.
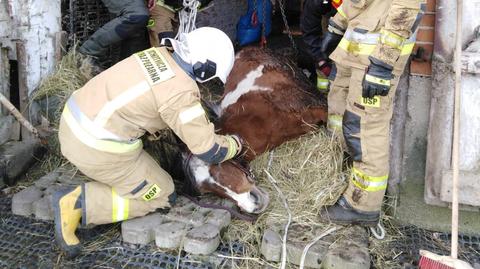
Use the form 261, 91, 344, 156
261, 229, 282, 261
33, 195, 53, 220
205, 209, 231, 230
183, 224, 220, 255
120, 196, 228, 255
166, 205, 206, 227
121, 213, 166, 245
12, 186, 43, 216
34, 171, 61, 189
261, 226, 332, 268
0, 140, 44, 185
154, 222, 187, 249
321, 226, 370, 269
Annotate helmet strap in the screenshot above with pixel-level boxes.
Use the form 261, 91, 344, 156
193, 60, 217, 81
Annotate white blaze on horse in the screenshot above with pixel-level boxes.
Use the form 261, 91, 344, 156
184, 47, 328, 214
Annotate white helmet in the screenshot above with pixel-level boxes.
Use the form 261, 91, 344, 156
163, 27, 235, 83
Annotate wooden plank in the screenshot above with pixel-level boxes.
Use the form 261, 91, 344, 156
0, 48, 10, 116
15, 41, 34, 142
440, 169, 480, 207
54, 31, 68, 65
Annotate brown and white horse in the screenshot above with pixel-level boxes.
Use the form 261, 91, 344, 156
184, 47, 328, 214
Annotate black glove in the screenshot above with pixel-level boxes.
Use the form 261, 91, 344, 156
362, 57, 394, 98
318, 30, 343, 62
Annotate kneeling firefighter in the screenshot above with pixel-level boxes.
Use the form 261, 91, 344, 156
318, 0, 425, 225
54, 27, 244, 258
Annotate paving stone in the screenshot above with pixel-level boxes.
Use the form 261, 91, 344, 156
321, 226, 370, 269
261, 229, 282, 261
0, 140, 44, 186
33, 195, 53, 220
166, 205, 206, 227
261, 225, 332, 268
121, 196, 227, 255
183, 224, 220, 255
122, 213, 166, 245
12, 186, 43, 216
154, 221, 187, 249
34, 172, 60, 189
205, 209, 231, 230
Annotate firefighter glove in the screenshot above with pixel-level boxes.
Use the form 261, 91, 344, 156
362, 57, 394, 98
230, 134, 246, 158
318, 29, 343, 62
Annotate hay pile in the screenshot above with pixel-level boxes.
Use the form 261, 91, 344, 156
222, 129, 348, 268
33, 48, 93, 125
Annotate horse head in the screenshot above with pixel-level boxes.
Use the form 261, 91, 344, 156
183, 154, 269, 213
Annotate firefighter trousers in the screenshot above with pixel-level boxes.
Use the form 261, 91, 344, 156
327, 63, 400, 212
58, 117, 175, 225
79, 0, 149, 58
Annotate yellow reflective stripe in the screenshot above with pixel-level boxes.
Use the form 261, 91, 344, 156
328, 114, 343, 130
328, 115, 343, 127
365, 74, 390, 86
62, 106, 142, 153
147, 18, 155, 28
224, 136, 238, 161
94, 81, 151, 127
338, 38, 415, 56
179, 103, 206, 124
380, 29, 406, 50
112, 189, 129, 222
337, 6, 347, 18
317, 77, 329, 90
351, 167, 388, 192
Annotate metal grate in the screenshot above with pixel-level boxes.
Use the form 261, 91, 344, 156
0, 196, 242, 269
374, 225, 480, 267
62, 0, 111, 47
61, 0, 122, 66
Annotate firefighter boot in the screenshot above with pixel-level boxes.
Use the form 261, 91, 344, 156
53, 186, 82, 258
319, 196, 379, 226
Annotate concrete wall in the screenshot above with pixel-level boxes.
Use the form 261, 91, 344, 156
196, 0, 248, 40
402, 76, 432, 182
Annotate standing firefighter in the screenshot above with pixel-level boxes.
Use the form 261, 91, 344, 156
147, 0, 213, 47
319, 0, 424, 225
54, 27, 244, 258
78, 0, 154, 60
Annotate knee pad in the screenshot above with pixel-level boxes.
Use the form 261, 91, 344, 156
343, 110, 362, 161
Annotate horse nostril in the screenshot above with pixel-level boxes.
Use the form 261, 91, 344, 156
249, 191, 260, 204
250, 186, 270, 214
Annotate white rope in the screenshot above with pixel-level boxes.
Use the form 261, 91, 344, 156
264, 169, 291, 269
175, 0, 200, 39
299, 226, 339, 269
370, 222, 386, 240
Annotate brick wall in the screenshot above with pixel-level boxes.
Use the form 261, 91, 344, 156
410, 0, 436, 76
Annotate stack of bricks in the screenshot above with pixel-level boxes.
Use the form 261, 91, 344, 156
410, 0, 436, 76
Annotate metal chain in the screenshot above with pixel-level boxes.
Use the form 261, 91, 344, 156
261, 0, 267, 46
277, 0, 298, 53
